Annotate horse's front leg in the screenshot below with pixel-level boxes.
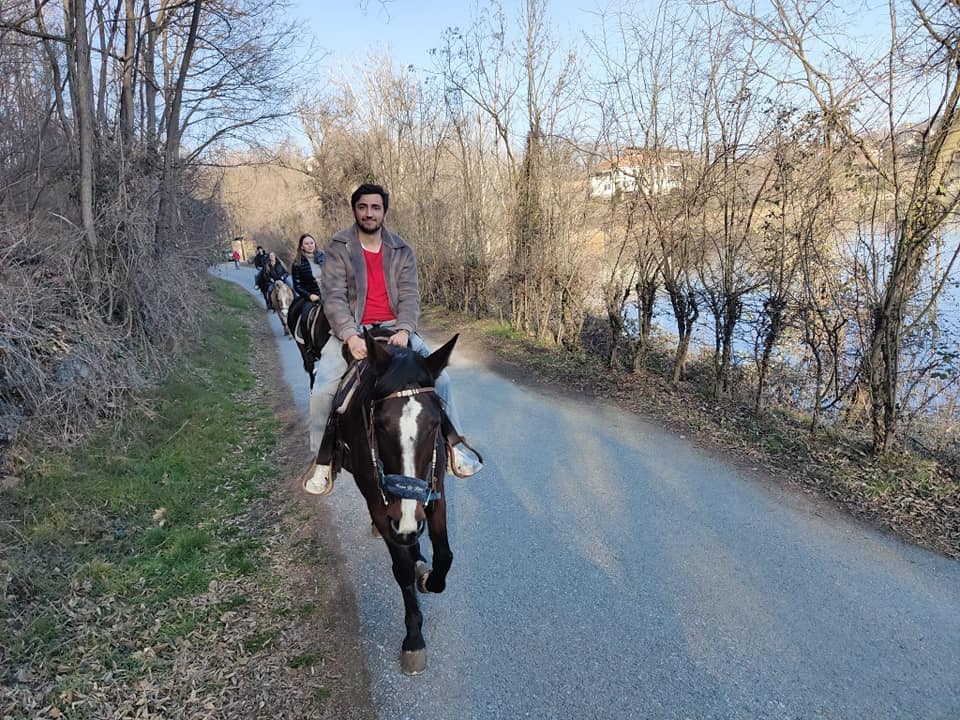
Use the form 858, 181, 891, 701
419, 497, 452, 594
385, 540, 427, 675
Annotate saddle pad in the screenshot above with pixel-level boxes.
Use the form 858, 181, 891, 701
293, 303, 323, 347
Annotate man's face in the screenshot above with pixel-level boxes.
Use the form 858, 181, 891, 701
353, 194, 385, 234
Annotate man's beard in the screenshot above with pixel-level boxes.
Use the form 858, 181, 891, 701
357, 218, 382, 234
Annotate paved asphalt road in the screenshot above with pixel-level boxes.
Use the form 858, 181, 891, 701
215, 264, 960, 720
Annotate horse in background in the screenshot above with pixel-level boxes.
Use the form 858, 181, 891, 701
297, 327, 460, 675
270, 281, 294, 336
286, 295, 334, 456
286, 295, 329, 387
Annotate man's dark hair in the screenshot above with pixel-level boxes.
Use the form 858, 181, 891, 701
351, 183, 389, 212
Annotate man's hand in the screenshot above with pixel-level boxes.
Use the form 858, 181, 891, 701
308, 293, 320, 302
388, 329, 410, 347
346, 334, 367, 360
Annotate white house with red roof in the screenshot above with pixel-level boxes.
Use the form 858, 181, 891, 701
590, 147, 684, 198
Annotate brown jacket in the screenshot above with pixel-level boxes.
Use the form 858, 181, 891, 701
320, 224, 420, 342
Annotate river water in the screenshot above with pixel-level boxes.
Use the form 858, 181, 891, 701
628, 234, 960, 416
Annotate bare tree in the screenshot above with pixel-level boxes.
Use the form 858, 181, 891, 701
731, 0, 960, 453
438, 0, 582, 339
0, 0, 307, 451
585, 1, 686, 369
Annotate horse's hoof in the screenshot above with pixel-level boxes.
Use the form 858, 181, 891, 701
400, 649, 427, 675
415, 561, 431, 593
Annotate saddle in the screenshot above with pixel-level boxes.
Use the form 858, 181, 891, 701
313, 340, 380, 476
330, 326, 394, 413
292, 300, 329, 349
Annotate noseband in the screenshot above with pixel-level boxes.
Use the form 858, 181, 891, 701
367, 386, 442, 506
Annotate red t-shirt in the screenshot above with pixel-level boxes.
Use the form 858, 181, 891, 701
361, 246, 395, 324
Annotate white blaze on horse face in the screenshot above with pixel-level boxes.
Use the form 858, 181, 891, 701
397, 398, 422, 535
274, 284, 292, 318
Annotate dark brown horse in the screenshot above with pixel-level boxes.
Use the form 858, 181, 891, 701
288, 300, 458, 674
286, 295, 329, 387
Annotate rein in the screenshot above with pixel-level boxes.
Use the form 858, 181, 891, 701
367, 386, 442, 506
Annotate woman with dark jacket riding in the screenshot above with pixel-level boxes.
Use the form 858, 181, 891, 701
291, 233, 324, 302
263, 252, 289, 285
257, 251, 290, 309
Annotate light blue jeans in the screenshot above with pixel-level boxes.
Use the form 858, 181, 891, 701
309, 322, 463, 451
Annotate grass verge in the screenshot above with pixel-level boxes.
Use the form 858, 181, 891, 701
0, 280, 373, 719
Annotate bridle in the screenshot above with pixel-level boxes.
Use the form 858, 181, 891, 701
366, 386, 443, 507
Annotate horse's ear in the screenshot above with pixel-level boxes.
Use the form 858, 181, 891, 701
425, 334, 458, 379
367, 329, 393, 372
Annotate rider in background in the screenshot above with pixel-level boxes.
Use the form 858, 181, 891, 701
260, 251, 290, 308
252, 245, 268, 295
253, 245, 267, 273
303, 183, 483, 495
291, 233, 323, 303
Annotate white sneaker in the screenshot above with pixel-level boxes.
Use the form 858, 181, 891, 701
449, 441, 483, 478
301, 461, 334, 495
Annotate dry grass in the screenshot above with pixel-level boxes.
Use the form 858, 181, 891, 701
1, 288, 375, 719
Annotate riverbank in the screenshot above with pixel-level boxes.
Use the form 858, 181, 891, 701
421, 306, 960, 560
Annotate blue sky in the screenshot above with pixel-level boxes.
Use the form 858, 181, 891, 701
290, 0, 613, 71
287, 1, 891, 76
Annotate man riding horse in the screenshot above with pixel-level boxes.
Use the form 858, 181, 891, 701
299, 183, 483, 496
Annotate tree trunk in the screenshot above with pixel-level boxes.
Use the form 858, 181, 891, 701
35, 0, 74, 156
667, 285, 698, 385
154, 0, 202, 251
141, 0, 159, 149
755, 295, 786, 412
64, 0, 102, 293
632, 276, 658, 371
119, 0, 137, 151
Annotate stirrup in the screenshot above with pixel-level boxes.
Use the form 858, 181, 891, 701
300, 458, 335, 496
447, 437, 483, 478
